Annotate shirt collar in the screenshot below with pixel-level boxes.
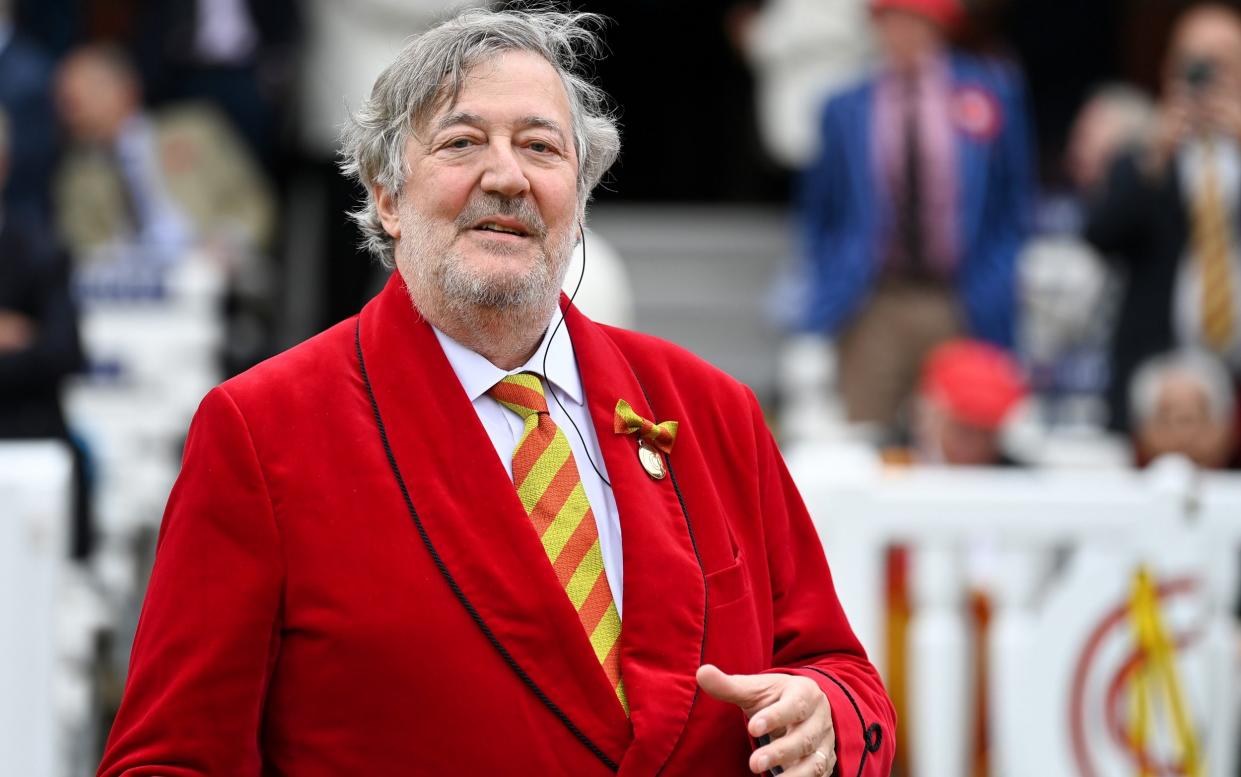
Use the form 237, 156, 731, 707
114, 113, 153, 159
432, 306, 584, 406
1179, 135, 1241, 206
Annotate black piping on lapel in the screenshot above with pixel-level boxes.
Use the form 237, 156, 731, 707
355, 321, 620, 772
631, 376, 711, 777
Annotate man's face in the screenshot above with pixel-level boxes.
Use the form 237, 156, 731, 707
937, 415, 1001, 466
914, 397, 1004, 466
873, 10, 944, 74
1166, 7, 1241, 112
379, 50, 580, 318
1137, 374, 1235, 469
55, 57, 135, 144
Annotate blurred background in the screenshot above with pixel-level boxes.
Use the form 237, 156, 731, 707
5, 0, 1241, 774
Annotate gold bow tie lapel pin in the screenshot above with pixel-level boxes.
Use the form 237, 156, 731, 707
613, 399, 678, 480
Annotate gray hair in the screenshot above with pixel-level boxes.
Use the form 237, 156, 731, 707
1130, 349, 1237, 426
339, 7, 621, 267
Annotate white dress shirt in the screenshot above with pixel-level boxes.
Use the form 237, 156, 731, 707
113, 115, 195, 254
432, 311, 624, 616
1173, 136, 1241, 368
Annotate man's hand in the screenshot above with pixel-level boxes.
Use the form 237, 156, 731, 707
1200, 85, 1241, 141
697, 664, 836, 776
1145, 89, 1193, 176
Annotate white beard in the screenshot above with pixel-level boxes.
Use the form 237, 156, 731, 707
396, 197, 577, 321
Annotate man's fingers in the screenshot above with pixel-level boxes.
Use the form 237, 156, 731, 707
785, 748, 836, 777
745, 676, 818, 738
748, 708, 835, 776
701, 669, 834, 775
696, 664, 775, 712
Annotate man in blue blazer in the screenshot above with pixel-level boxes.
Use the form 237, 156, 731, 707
795, 0, 1035, 427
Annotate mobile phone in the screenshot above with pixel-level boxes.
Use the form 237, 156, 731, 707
1183, 58, 1215, 94
756, 734, 784, 775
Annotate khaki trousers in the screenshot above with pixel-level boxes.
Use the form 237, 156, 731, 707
837, 280, 963, 428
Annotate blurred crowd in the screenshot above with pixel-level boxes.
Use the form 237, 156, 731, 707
759, 0, 1241, 475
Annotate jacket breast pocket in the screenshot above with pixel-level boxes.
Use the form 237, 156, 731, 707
705, 551, 751, 610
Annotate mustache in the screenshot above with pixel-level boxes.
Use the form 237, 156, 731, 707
454, 194, 548, 238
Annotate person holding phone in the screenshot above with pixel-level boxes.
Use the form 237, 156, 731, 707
1087, 2, 1241, 435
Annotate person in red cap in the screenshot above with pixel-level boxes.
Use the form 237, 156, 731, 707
791, 0, 1035, 432
913, 338, 1028, 465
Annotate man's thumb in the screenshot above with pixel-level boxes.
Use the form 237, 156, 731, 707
696, 664, 762, 707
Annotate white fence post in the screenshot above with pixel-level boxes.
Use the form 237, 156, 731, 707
987, 544, 1046, 777
1201, 478, 1241, 777
909, 542, 970, 777
0, 441, 72, 777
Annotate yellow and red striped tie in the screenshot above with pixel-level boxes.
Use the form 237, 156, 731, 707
1192, 141, 1237, 353
489, 372, 628, 714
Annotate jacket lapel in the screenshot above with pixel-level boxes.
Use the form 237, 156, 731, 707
564, 302, 707, 776
357, 275, 632, 763
951, 57, 988, 249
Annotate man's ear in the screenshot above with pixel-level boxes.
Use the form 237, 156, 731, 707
374, 184, 402, 240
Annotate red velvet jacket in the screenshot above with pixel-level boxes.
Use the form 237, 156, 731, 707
98, 274, 894, 776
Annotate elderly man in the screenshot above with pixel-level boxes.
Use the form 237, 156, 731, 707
1130, 349, 1237, 469
97, 9, 893, 777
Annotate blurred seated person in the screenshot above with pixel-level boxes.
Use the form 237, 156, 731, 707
793, 0, 1034, 431
0, 108, 89, 555
1130, 349, 1237, 469
1086, 3, 1241, 433
52, 43, 274, 267
897, 339, 1027, 466
1018, 87, 1154, 427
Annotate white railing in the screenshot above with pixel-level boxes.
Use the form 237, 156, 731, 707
788, 447, 1241, 777
67, 252, 226, 604
0, 441, 73, 776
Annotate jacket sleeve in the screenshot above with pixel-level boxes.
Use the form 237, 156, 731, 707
754, 391, 895, 777
191, 108, 277, 252
994, 64, 1037, 244
959, 62, 1036, 349
795, 95, 873, 336
1083, 150, 1161, 266
97, 387, 283, 777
